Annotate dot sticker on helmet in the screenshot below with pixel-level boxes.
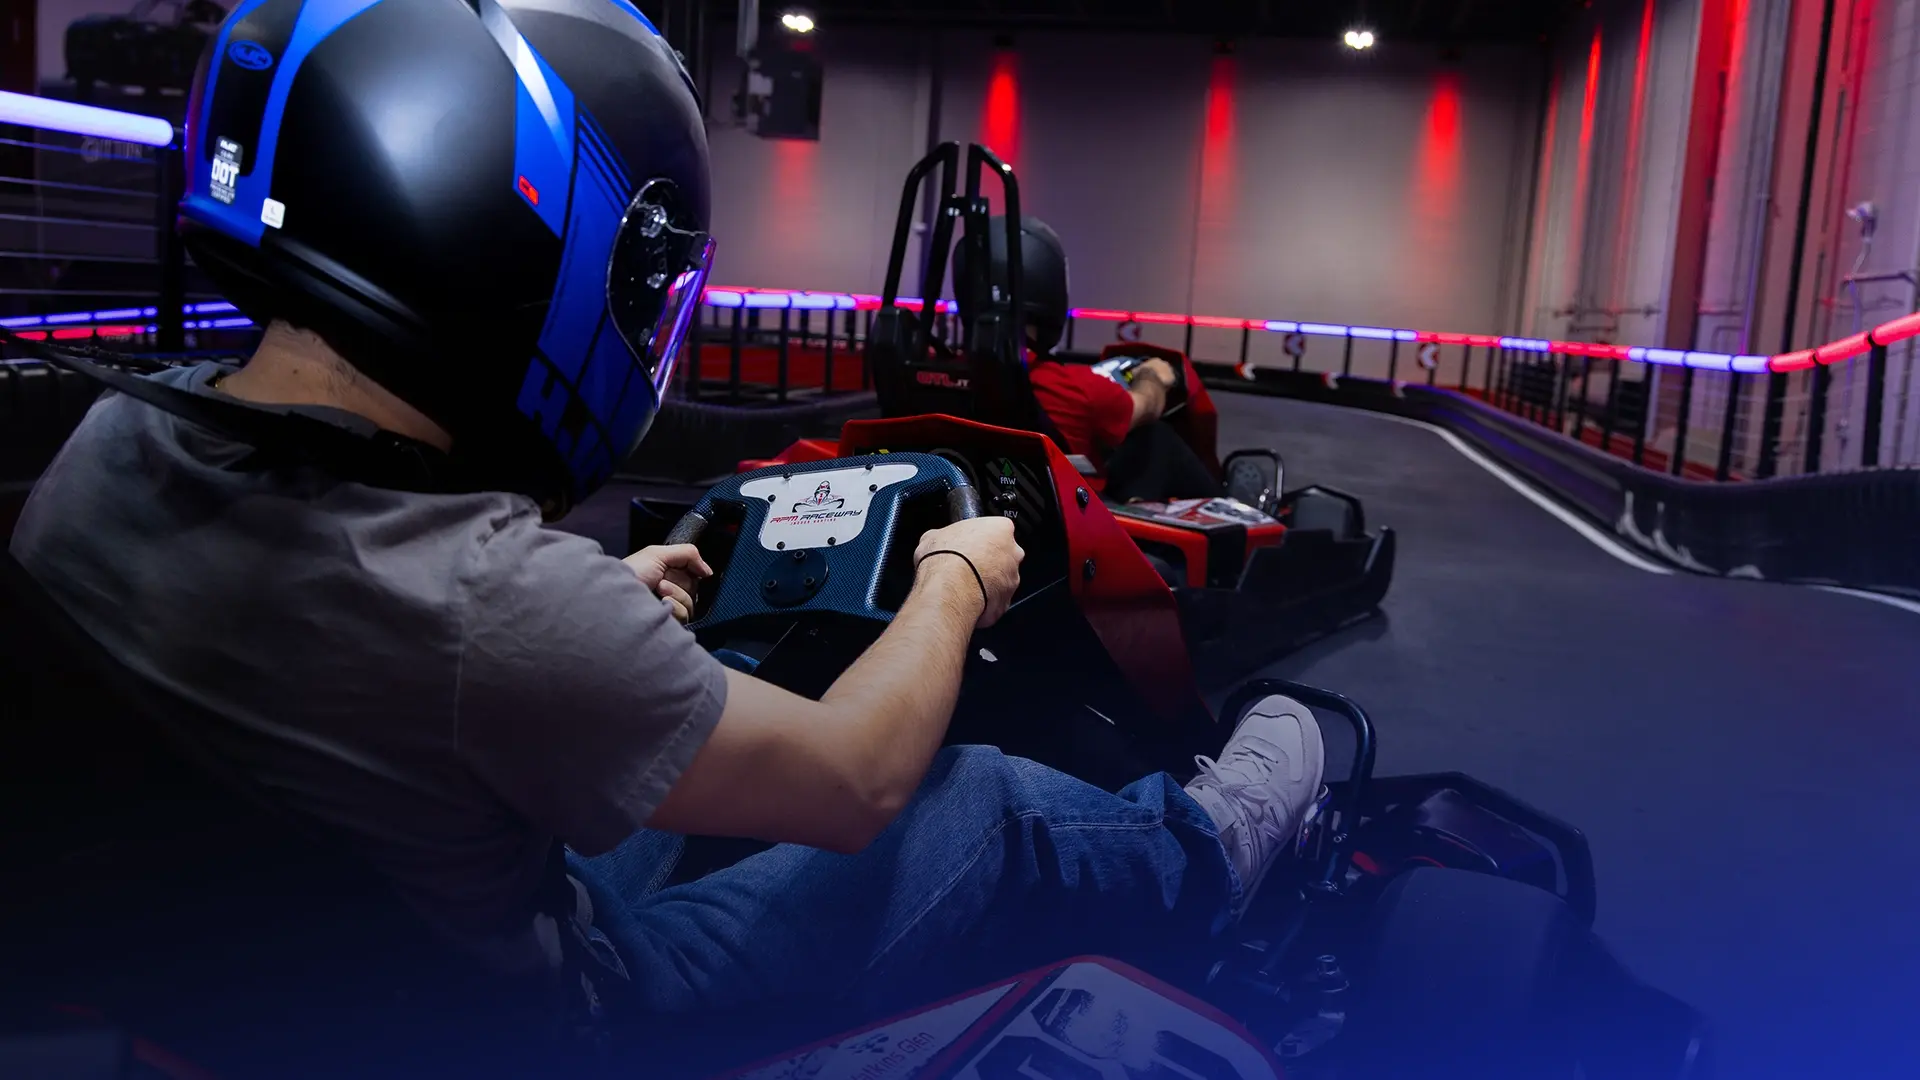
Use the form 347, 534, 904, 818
260, 199, 285, 229
210, 138, 242, 205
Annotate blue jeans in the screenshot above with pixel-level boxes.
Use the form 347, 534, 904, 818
567, 745, 1238, 1027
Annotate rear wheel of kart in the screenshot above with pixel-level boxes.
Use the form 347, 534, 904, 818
1285, 490, 1356, 537
1341, 867, 1581, 1079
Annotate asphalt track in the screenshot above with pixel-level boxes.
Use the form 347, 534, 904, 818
570, 395, 1920, 1078
1214, 394, 1920, 1080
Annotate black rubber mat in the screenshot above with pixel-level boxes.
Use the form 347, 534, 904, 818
1217, 394, 1920, 1079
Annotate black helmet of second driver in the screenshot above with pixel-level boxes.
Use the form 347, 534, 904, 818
179, 0, 712, 517
952, 215, 1071, 355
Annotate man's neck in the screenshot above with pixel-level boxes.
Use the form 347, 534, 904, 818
218, 321, 452, 451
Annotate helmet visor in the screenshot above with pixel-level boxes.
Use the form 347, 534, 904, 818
607, 179, 714, 402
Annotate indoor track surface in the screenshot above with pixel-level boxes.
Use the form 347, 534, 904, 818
566, 395, 1920, 1079
1214, 394, 1920, 1080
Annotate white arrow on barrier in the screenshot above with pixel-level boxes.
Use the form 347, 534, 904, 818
1417, 341, 1440, 370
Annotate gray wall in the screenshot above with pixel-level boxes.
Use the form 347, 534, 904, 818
1517, 0, 1920, 475
1795, 0, 1920, 470
703, 26, 1543, 375
1522, 0, 1706, 350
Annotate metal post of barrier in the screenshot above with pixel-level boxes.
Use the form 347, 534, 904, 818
155, 145, 185, 352
1184, 320, 1194, 359
777, 307, 791, 403
1671, 367, 1696, 477
1482, 343, 1497, 401
1572, 358, 1593, 440
821, 311, 836, 395
1551, 355, 1571, 430
729, 306, 744, 403
1458, 343, 1473, 390
1715, 372, 1742, 480
1494, 348, 1511, 409
1386, 337, 1400, 382
1631, 371, 1649, 466
1341, 332, 1354, 377
1599, 359, 1622, 454
1803, 364, 1830, 473
1437, 344, 1453, 387
799, 309, 811, 352
1862, 342, 1888, 467
1238, 326, 1251, 374
862, 310, 874, 389
1065, 316, 1076, 350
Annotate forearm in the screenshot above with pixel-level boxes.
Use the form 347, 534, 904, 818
817, 559, 981, 819
1129, 379, 1168, 429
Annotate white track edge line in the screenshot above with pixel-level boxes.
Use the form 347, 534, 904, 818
1347, 410, 1920, 616
1812, 586, 1920, 616
1355, 411, 1673, 574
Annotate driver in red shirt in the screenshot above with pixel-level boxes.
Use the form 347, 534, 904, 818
957, 217, 1222, 503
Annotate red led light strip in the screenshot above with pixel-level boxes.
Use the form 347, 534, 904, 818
13, 290, 1918, 378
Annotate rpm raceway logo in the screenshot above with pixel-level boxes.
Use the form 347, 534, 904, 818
771, 481, 863, 527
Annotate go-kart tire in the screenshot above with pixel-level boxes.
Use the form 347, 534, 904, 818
1285, 490, 1356, 537
1341, 866, 1580, 1080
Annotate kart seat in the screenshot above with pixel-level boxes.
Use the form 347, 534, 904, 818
865, 302, 1077, 454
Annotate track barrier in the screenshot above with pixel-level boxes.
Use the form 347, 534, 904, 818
8, 84, 1914, 481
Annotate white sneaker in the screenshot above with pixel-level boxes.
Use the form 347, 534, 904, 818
1183, 694, 1326, 918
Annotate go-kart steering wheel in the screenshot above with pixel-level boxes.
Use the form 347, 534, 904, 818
1092, 354, 1189, 416
663, 453, 982, 636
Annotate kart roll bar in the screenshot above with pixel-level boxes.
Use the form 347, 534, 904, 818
876, 140, 1026, 366
879, 141, 956, 363
963, 142, 1026, 363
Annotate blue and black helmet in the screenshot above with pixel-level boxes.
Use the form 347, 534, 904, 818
180, 0, 713, 514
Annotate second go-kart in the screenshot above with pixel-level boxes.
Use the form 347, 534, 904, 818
4, 394, 1707, 1080
633, 142, 1395, 685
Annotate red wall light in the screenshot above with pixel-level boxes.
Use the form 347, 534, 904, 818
982, 50, 1021, 173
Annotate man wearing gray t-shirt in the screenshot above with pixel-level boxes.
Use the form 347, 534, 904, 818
8, 0, 1324, 1059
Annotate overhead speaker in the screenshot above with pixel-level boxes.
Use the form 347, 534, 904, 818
737, 46, 822, 140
